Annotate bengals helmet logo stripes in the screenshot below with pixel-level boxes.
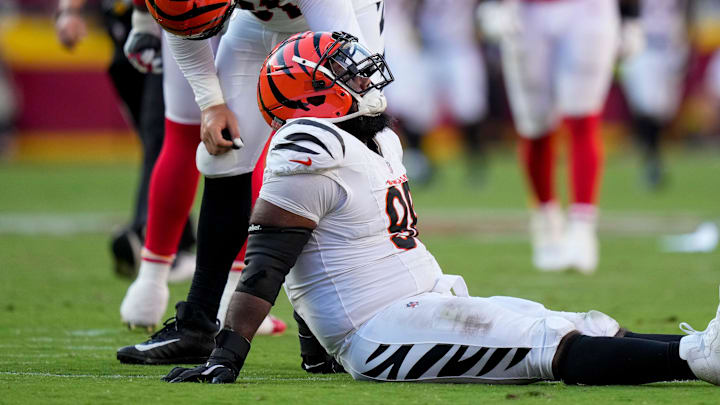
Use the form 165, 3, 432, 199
258, 31, 394, 129
258, 31, 354, 129
145, 0, 235, 40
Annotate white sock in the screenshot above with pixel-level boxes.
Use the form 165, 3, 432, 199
136, 249, 172, 283
569, 203, 598, 225
217, 263, 244, 328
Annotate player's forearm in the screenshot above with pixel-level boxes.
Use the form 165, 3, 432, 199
132, 0, 148, 11
57, 0, 85, 13
298, 0, 366, 48
166, 33, 225, 110
55, 0, 85, 15
226, 291, 272, 342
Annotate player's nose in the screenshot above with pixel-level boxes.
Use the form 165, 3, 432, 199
351, 76, 371, 92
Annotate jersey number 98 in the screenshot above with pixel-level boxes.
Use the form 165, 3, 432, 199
385, 182, 418, 250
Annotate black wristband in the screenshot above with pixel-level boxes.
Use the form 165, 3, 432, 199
209, 328, 251, 373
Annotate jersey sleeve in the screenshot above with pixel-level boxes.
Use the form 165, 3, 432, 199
265, 119, 347, 176
259, 173, 345, 224
165, 33, 225, 110
297, 0, 367, 47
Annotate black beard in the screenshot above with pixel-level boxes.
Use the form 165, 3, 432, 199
336, 113, 392, 144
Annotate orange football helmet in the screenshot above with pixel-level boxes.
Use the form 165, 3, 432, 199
145, 0, 235, 40
257, 31, 394, 129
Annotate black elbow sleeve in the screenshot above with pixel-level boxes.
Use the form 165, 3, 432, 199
236, 225, 313, 305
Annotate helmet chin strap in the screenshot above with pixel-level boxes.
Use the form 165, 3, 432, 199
291, 55, 387, 123
326, 89, 387, 123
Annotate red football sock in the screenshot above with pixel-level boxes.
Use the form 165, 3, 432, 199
518, 133, 555, 204
566, 114, 603, 205
231, 133, 273, 269
144, 119, 201, 256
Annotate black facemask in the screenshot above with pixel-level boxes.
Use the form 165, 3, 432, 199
336, 113, 392, 145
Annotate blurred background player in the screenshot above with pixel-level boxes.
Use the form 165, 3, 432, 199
0, 0, 17, 157
706, 47, 720, 133
115, 0, 385, 365
477, 0, 636, 274
620, 0, 692, 190
384, 0, 489, 186
53, 0, 197, 281
0, 56, 16, 157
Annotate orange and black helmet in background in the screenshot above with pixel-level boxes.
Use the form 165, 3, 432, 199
145, 0, 235, 40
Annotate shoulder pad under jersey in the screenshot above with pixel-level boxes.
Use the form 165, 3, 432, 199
374, 127, 404, 161
266, 118, 347, 176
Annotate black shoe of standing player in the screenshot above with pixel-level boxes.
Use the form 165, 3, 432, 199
117, 301, 218, 365
110, 227, 142, 279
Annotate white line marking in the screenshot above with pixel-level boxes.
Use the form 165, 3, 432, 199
0, 371, 335, 381
0, 372, 158, 379
2, 353, 108, 359
67, 329, 119, 337
0, 213, 124, 235
1, 211, 710, 236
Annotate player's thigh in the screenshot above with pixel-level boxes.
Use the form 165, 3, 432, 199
485, 296, 619, 337
556, 0, 619, 117
196, 13, 282, 177
500, 26, 556, 137
340, 292, 575, 383
354, 1, 384, 54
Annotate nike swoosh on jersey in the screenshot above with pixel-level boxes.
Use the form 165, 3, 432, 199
289, 158, 312, 166
134, 338, 180, 351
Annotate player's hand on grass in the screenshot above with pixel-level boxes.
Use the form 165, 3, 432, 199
124, 9, 163, 74
301, 355, 346, 374
201, 104, 244, 155
163, 329, 250, 384
164, 363, 238, 384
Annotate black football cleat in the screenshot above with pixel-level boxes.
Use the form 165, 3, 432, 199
117, 301, 218, 365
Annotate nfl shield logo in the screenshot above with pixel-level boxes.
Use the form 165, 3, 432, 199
406, 301, 419, 308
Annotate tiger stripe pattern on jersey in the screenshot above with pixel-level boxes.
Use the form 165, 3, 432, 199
361, 343, 532, 381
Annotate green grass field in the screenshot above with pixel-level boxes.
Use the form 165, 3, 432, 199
1, 147, 719, 404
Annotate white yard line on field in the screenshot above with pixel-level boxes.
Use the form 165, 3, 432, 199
0, 371, 158, 379
0, 211, 714, 236
0, 213, 124, 235
0, 371, 335, 381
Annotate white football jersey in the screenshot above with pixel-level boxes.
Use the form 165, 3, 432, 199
258, 118, 443, 356
639, 0, 688, 48
418, 0, 478, 46
235, 0, 379, 32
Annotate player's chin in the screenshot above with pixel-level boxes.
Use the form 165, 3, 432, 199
337, 113, 392, 143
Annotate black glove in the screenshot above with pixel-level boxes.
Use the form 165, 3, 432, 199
301, 354, 346, 374
163, 362, 237, 384
163, 329, 250, 384
123, 9, 163, 74
295, 311, 346, 374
